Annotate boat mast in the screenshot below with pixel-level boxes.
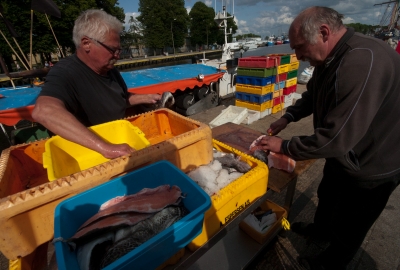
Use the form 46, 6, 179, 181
374, 0, 400, 32
214, 0, 234, 62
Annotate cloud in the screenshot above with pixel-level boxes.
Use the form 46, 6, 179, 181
123, 12, 140, 30
124, 12, 139, 23
342, 16, 355, 24
238, 20, 247, 26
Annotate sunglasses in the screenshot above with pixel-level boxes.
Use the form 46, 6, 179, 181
88, 37, 122, 56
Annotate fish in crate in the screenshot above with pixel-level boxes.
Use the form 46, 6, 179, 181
61, 185, 187, 270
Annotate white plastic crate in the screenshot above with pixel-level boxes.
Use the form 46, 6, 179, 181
242, 109, 260, 125
292, 93, 302, 105
209, 106, 248, 128
260, 108, 272, 118
284, 93, 293, 104
283, 100, 292, 108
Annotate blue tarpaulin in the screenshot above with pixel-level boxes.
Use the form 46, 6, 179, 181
0, 87, 42, 111
121, 64, 222, 89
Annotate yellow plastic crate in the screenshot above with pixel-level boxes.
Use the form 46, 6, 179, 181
239, 200, 287, 244
43, 120, 151, 181
187, 139, 269, 250
272, 104, 283, 114
277, 64, 289, 74
236, 83, 274, 95
288, 61, 300, 71
272, 89, 284, 99
285, 77, 298, 88
290, 54, 298, 63
0, 108, 213, 260
235, 99, 273, 111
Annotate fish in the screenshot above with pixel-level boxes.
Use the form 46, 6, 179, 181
248, 135, 269, 163
71, 185, 186, 270
76, 232, 114, 270
100, 205, 188, 268
76, 185, 182, 232
248, 135, 296, 172
252, 149, 269, 164
215, 154, 251, 173
155, 91, 175, 109
71, 212, 153, 242
139, 91, 175, 112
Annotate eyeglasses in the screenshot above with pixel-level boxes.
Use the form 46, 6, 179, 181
88, 37, 122, 56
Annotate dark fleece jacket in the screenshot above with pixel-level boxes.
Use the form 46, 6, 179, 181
281, 28, 400, 184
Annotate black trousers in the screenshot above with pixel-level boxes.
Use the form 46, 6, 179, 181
313, 160, 400, 269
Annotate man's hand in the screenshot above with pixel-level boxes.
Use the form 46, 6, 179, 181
97, 143, 136, 159
259, 136, 283, 153
142, 94, 161, 104
267, 118, 289, 135
128, 93, 161, 106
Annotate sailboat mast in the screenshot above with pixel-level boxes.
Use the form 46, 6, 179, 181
374, 0, 399, 30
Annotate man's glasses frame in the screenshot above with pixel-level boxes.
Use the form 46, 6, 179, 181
88, 37, 122, 56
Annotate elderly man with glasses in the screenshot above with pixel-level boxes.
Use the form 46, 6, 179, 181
33, 9, 161, 158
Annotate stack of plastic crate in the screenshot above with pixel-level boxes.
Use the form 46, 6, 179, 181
235, 54, 300, 118
267, 53, 300, 113
235, 56, 281, 119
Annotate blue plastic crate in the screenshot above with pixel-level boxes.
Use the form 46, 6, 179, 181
236, 92, 273, 104
274, 81, 285, 90
54, 161, 211, 270
236, 75, 276, 86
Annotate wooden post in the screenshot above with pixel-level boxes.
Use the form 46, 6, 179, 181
45, 14, 65, 58
30, 10, 33, 69
0, 30, 29, 70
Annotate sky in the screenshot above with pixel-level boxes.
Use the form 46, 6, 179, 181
118, 0, 389, 39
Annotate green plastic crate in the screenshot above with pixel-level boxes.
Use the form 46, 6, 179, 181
268, 54, 291, 65
237, 67, 277, 77
287, 70, 298, 80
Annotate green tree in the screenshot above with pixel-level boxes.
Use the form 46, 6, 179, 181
137, 0, 189, 54
345, 23, 379, 35
121, 16, 143, 56
0, 0, 124, 71
234, 33, 260, 41
189, 2, 217, 47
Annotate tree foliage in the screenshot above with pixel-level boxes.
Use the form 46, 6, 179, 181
234, 33, 261, 40
137, 0, 189, 52
189, 2, 238, 46
0, 0, 124, 70
189, 2, 217, 46
121, 16, 143, 55
345, 23, 379, 35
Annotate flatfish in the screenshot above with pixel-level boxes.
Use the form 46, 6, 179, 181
72, 185, 186, 270
71, 212, 153, 242
76, 185, 182, 232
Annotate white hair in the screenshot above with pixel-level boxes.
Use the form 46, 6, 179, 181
72, 9, 123, 48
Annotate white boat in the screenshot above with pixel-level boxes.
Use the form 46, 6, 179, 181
242, 41, 258, 50
225, 42, 241, 51
201, 3, 237, 98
